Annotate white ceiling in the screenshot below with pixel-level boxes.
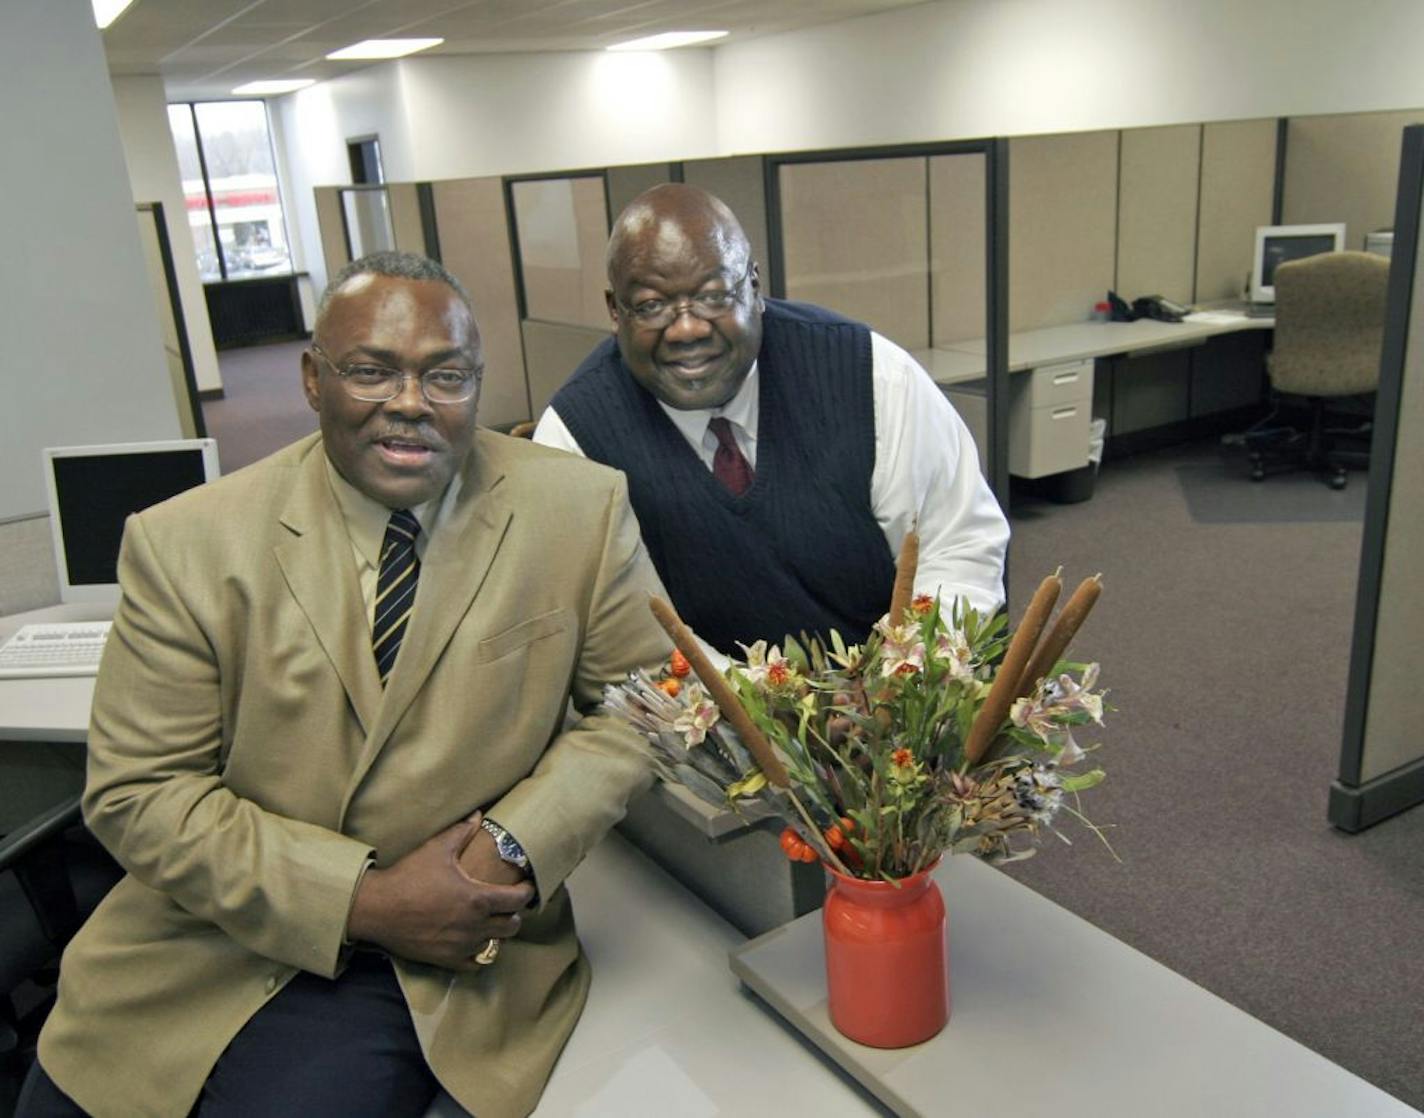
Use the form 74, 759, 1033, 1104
102, 0, 930, 102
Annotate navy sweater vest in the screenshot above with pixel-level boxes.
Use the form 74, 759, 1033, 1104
550, 299, 895, 655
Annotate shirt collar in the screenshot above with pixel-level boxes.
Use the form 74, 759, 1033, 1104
656, 360, 760, 443
324, 457, 458, 570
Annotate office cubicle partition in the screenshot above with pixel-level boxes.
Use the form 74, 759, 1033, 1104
135, 202, 205, 439
1332, 124, 1424, 831
764, 140, 1012, 511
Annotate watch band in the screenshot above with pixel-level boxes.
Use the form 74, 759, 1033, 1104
480, 817, 529, 870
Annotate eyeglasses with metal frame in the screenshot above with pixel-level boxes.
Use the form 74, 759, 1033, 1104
309, 344, 482, 404
617, 266, 754, 330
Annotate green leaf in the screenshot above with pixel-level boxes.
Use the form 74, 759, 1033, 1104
1060, 768, 1106, 792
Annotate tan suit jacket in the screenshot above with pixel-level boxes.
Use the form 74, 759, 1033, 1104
38, 430, 671, 1118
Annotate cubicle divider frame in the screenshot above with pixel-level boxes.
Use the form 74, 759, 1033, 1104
501, 167, 614, 324
136, 201, 206, 437
761, 138, 1012, 562
336, 182, 392, 262
416, 182, 441, 263
1331, 123, 1424, 831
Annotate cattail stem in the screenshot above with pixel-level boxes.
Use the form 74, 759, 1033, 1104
962, 570, 1062, 766
887, 529, 921, 624
648, 597, 791, 788
1015, 574, 1103, 699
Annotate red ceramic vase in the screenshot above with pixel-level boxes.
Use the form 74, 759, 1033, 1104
822, 861, 949, 1048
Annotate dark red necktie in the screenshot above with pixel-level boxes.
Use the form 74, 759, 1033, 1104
708, 417, 755, 497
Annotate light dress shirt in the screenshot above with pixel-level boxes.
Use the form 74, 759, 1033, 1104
324, 459, 459, 630
532, 331, 1010, 617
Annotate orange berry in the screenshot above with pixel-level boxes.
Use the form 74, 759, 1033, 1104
798, 845, 820, 863
656, 678, 681, 697
824, 826, 845, 850
779, 827, 800, 855
669, 649, 691, 678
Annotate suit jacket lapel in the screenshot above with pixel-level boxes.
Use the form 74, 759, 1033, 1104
273, 445, 384, 736
348, 439, 513, 793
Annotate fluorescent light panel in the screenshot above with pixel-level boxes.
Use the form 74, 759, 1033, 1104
92, 0, 137, 29
607, 30, 728, 51
326, 38, 444, 60
231, 79, 315, 95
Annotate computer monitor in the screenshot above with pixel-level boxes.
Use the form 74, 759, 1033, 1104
42, 439, 221, 606
1249, 223, 1347, 305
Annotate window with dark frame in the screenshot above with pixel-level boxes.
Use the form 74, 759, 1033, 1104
166, 100, 295, 283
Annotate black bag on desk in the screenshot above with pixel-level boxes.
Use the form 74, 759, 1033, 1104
1107, 290, 1190, 323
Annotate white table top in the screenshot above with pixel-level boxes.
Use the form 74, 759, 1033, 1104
731, 852, 1417, 1118
917, 306, 1275, 384
531, 833, 883, 1116
0, 603, 107, 742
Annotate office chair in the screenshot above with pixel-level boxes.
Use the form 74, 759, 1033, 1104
0, 795, 122, 1104
1244, 250, 1389, 489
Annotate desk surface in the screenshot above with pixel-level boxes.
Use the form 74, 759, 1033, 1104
0, 603, 107, 742
732, 853, 1417, 1118
9, 603, 1412, 1118
918, 307, 1275, 385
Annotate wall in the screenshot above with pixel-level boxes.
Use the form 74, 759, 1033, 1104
712, 0, 1424, 154
111, 74, 224, 394
274, 50, 715, 297
0, 0, 178, 528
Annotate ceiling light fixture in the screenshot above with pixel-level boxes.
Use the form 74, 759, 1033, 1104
231, 79, 317, 95
606, 30, 728, 51
326, 38, 444, 60
92, 0, 138, 29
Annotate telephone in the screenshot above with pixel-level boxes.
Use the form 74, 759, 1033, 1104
1130, 294, 1191, 323
1105, 290, 1191, 323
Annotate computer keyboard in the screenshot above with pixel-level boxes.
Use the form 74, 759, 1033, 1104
0, 621, 112, 679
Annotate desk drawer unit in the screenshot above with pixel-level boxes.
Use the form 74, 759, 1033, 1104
1009, 359, 1093, 478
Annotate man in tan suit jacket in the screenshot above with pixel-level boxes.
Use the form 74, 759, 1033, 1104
20, 253, 671, 1118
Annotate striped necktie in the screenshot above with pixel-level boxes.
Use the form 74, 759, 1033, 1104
373, 508, 421, 687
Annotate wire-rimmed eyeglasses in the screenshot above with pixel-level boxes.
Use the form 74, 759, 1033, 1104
616, 267, 754, 330
310, 345, 482, 404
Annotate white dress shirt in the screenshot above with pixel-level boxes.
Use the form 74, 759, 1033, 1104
532, 331, 1009, 616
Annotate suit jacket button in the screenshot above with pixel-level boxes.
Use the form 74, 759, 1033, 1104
265, 975, 279, 994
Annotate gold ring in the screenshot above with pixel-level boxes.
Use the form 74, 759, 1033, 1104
474, 938, 501, 965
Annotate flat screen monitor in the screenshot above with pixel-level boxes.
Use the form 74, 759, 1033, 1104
1250, 223, 1346, 305
43, 439, 221, 606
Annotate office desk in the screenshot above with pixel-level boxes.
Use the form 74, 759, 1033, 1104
732, 852, 1418, 1118
919, 309, 1276, 480
0, 603, 108, 742
3, 613, 1417, 1117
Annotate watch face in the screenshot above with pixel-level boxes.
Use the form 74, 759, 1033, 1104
497, 831, 528, 867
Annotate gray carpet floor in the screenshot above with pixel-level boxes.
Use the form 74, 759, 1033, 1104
1003, 442, 1423, 1112
206, 343, 1424, 1111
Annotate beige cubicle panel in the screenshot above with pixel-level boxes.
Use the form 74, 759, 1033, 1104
314, 185, 350, 281
1116, 125, 1200, 306
387, 183, 427, 255
510, 176, 609, 331
682, 157, 771, 289
779, 156, 929, 351
1357, 213, 1424, 784
1196, 118, 1277, 303
929, 152, 986, 346
521, 320, 607, 419
1284, 108, 1424, 249
606, 163, 676, 220
430, 176, 529, 428
1008, 131, 1118, 332
135, 205, 200, 439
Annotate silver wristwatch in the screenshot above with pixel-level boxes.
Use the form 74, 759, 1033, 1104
480, 818, 529, 870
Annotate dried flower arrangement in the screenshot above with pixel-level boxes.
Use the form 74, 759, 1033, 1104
603, 534, 1112, 881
